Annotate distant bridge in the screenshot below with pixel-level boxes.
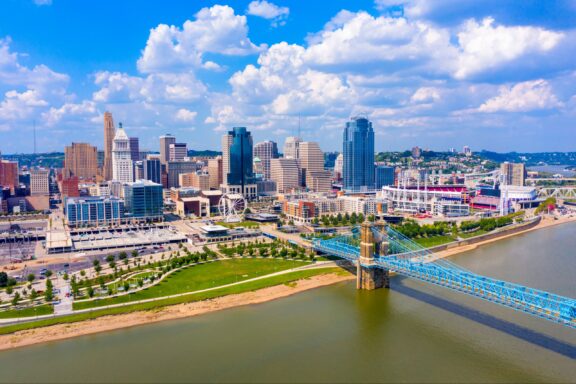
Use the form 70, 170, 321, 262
537, 187, 576, 200
312, 222, 576, 329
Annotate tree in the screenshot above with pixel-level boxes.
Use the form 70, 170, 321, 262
27, 273, 35, 283
6, 285, 13, 295
87, 286, 95, 298
80, 270, 86, 277
123, 281, 130, 292
45, 279, 54, 302
11, 292, 20, 306
45, 270, 53, 278
30, 289, 38, 301
63, 272, 69, 281
105, 254, 115, 263
0, 272, 7, 287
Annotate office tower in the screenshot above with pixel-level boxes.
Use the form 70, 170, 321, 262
412, 146, 421, 158
123, 180, 163, 221
179, 172, 210, 190
64, 143, 98, 180
343, 116, 375, 191
103, 111, 115, 181
207, 156, 223, 189
97, 150, 105, 169
271, 158, 300, 193
334, 153, 343, 181
0, 160, 19, 194
375, 166, 395, 189
30, 168, 49, 196
463, 145, 472, 157
500, 162, 526, 186
143, 158, 161, 184
253, 141, 278, 180
167, 161, 198, 188
298, 142, 325, 188
169, 143, 188, 161
159, 134, 176, 165
134, 161, 144, 180
129, 137, 140, 161
283, 136, 301, 159
112, 124, 134, 183
221, 127, 257, 198
65, 196, 124, 227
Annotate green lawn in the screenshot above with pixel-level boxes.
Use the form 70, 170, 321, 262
0, 304, 53, 319
459, 229, 490, 239
216, 220, 260, 228
413, 235, 456, 248
74, 258, 307, 310
0, 267, 345, 335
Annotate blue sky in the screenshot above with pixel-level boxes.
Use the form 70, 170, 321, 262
1, 0, 575, 154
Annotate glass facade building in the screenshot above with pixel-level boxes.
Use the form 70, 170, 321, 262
226, 127, 255, 187
343, 117, 375, 191
65, 196, 124, 227
375, 166, 395, 189
123, 180, 163, 221
143, 158, 161, 184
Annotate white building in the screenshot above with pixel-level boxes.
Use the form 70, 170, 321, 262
271, 158, 300, 193
30, 168, 49, 196
169, 143, 188, 162
112, 125, 134, 184
283, 136, 301, 159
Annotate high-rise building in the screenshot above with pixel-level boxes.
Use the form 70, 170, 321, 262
129, 137, 140, 161
207, 156, 223, 189
334, 153, 343, 181
167, 161, 198, 188
271, 158, 300, 193
412, 146, 421, 158
143, 158, 161, 184
221, 127, 257, 198
179, 172, 210, 190
463, 145, 472, 157
253, 141, 278, 180
64, 143, 98, 180
134, 161, 144, 180
0, 160, 19, 194
103, 112, 116, 181
283, 136, 301, 159
123, 180, 163, 222
375, 166, 395, 189
500, 162, 526, 186
298, 141, 325, 189
112, 124, 134, 183
159, 134, 176, 165
343, 116, 375, 191
169, 143, 188, 162
97, 150, 105, 169
30, 168, 49, 196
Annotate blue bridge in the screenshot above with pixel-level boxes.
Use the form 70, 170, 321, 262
312, 221, 576, 329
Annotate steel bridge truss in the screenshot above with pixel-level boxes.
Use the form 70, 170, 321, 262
313, 227, 576, 329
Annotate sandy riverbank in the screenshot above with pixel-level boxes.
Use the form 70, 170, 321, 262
434, 215, 576, 259
0, 272, 354, 351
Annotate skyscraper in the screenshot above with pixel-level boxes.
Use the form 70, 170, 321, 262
207, 156, 223, 189
112, 124, 134, 183
298, 142, 325, 188
169, 143, 187, 161
283, 136, 301, 159
334, 153, 344, 181
143, 158, 161, 184
221, 127, 257, 198
500, 162, 526, 186
343, 116, 375, 191
64, 143, 98, 180
253, 141, 278, 180
123, 180, 163, 222
103, 112, 115, 181
271, 158, 299, 193
159, 134, 176, 165
129, 137, 140, 161
30, 168, 49, 196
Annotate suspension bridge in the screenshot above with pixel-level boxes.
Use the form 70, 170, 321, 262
312, 221, 576, 329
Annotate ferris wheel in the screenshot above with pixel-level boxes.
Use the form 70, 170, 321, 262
218, 193, 247, 223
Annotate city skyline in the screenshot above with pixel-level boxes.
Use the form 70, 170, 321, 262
1, 1, 575, 154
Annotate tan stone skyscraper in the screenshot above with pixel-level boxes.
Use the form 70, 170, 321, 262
103, 112, 115, 180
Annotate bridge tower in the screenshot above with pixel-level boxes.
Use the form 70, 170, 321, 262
357, 221, 390, 290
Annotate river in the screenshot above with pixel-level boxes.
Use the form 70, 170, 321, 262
1, 223, 575, 383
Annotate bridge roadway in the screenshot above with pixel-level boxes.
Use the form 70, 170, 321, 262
313, 226, 576, 329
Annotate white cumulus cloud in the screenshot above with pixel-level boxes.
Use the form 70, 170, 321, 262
175, 108, 197, 122
247, 1, 289, 26
478, 79, 562, 113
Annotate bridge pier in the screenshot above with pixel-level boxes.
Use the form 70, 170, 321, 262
357, 221, 389, 290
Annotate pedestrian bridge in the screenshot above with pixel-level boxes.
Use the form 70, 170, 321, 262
312, 222, 576, 329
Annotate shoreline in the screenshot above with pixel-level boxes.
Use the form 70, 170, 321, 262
0, 214, 574, 351
433, 215, 576, 259
0, 272, 354, 351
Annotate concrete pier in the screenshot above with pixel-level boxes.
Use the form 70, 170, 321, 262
356, 221, 389, 290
